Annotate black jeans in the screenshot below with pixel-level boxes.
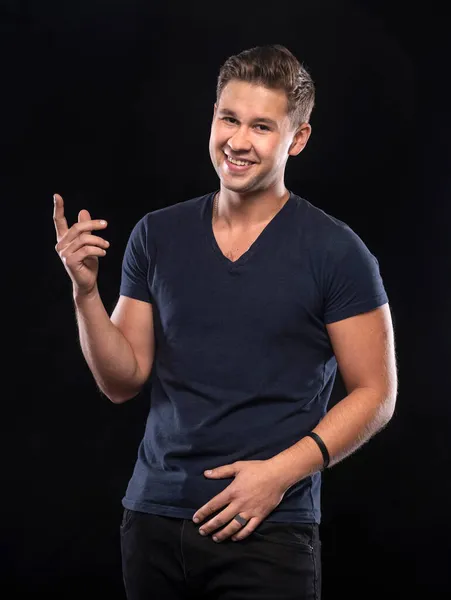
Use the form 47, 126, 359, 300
120, 508, 321, 600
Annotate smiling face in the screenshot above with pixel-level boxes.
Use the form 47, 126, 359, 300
209, 80, 311, 196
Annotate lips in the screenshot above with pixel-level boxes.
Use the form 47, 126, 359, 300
222, 152, 257, 176
224, 152, 255, 166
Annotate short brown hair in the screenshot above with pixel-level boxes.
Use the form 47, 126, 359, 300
216, 45, 315, 127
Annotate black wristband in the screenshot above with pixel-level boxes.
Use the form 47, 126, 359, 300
306, 432, 330, 470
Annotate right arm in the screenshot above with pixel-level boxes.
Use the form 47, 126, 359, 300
74, 289, 155, 404
54, 193, 155, 404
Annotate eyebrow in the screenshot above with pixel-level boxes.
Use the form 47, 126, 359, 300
218, 108, 278, 128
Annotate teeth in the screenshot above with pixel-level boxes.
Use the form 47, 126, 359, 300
227, 155, 252, 166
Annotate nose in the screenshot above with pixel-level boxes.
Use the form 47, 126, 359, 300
227, 126, 252, 153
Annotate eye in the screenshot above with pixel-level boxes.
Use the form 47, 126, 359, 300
222, 116, 237, 124
255, 124, 270, 132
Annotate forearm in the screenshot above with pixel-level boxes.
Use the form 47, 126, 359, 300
73, 287, 143, 403
268, 387, 396, 490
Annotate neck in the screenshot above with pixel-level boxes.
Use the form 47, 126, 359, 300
214, 185, 290, 230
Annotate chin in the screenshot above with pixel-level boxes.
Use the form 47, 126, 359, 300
221, 180, 258, 194
219, 168, 257, 192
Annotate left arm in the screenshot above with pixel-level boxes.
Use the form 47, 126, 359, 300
269, 303, 398, 488
192, 303, 397, 542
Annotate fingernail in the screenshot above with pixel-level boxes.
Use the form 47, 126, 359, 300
199, 529, 206, 536
100, 220, 107, 225
193, 517, 199, 524
53, 195, 56, 202
212, 536, 219, 543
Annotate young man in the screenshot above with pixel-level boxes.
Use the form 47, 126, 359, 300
54, 45, 397, 600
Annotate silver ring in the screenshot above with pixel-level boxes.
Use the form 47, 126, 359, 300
234, 514, 248, 527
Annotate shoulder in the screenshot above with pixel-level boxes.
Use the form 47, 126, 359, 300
141, 192, 212, 229
292, 193, 353, 240
124, 192, 212, 249
291, 194, 368, 259
122, 193, 211, 257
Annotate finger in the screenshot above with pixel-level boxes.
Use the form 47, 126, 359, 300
230, 516, 260, 542
78, 209, 93, 243
56, 219, 108, 251
78, 208, 92, 227
197, 500, 239, 536
204, 463, 237, 479
63, 245, 107, 266
53, 194, 69, 241
58, 233, 110, 256
212, 514, 259, 543
198, 506, 245, 540
193, 490, 231, 526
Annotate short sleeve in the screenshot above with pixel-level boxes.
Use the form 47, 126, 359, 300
119, 215, 153, 303
323, 226, 388, 324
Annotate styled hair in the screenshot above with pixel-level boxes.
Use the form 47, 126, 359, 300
216, 44, 315, 127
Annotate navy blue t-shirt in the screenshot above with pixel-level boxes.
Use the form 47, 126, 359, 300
119, 190, 388, 523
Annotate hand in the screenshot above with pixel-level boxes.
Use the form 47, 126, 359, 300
192, 460, 288, 543
53, 193, 110, 296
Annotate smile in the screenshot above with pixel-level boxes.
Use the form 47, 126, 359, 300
223, 152, 255, 171
226, 155, 253, 166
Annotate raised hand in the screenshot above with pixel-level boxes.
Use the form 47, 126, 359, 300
53, 193, 110, 296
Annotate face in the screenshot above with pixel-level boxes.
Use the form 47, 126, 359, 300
209, 80, 311, 195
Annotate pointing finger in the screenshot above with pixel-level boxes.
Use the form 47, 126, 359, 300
53, 193, 69, 241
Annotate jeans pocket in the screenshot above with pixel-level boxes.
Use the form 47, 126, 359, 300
252, 521, 315, 551
120, 508, 136, 534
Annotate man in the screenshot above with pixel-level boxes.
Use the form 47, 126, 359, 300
54, 45, 397, 600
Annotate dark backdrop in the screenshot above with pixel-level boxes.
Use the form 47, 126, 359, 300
3, 1, 450, 598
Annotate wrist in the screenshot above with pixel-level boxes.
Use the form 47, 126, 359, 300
267, 434, 327, 490
73, 285, 100, 305
266, 453, 302, 493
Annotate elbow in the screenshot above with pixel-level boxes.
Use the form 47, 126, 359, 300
109, 395, 128, 405
109, 391, 141, 405
378, 392, 397, 427
104, 386, 142, 404
98, 370, 148, 404
102, 389, 126, 404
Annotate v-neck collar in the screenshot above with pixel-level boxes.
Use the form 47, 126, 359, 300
203, 190, 296, 270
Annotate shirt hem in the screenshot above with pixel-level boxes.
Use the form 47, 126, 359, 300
119, 286, 152, 303
122, 497, 320, 524
324, 293, 388, 324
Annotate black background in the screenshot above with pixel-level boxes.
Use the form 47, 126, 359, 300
3, 1, 450, 598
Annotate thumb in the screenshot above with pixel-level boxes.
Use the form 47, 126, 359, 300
204, 463, 237, 478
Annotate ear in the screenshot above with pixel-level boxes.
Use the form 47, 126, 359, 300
288, 122, 312, 157
213, 103, 217, 116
